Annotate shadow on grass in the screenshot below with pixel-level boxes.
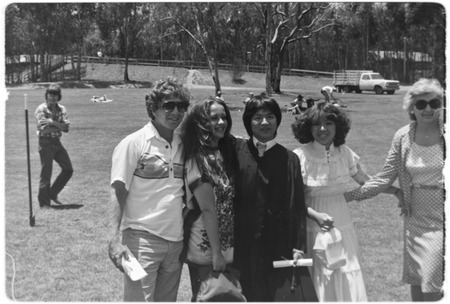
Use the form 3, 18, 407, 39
50, 204, 84, 210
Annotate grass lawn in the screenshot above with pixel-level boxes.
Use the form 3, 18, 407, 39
3, 66, 415, 301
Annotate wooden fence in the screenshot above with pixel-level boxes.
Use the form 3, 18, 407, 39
76, 56, 334, 78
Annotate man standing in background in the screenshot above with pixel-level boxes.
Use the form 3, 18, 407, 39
35, 84, 73, 208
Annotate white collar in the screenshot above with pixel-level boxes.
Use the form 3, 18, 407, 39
253, 136, 277, 152
311, 140, 335, 153
145, 121, 181, 145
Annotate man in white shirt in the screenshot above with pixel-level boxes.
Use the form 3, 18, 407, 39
321, 86, 346, 107
321, 86, 337, 103
108, 77, 191, 301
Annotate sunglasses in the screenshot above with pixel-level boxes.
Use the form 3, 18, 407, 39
414, 99, 442, 110
161, 101, 189, 113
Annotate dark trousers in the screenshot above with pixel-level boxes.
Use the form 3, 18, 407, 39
188, 264, 201, 302
38, 138, 73, 206
235, 236, 275, 301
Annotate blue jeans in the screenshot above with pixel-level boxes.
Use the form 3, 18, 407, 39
122, 229, 183, 302
38, 137, 73, 206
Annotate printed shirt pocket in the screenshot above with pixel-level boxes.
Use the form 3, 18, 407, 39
134, 153, 169, 179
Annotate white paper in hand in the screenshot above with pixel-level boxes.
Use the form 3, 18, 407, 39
313, 229, 346, 270
273, 259, 313, 268
122, 247, 147, 281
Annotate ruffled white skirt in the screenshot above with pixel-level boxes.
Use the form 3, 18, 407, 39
305, 186, 367, 301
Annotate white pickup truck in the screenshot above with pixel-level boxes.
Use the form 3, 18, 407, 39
333, 70, 400, 94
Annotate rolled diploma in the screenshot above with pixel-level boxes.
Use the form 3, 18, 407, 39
273, 259, 313, 268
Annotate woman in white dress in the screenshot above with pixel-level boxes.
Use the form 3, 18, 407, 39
345, 78, 445, 301
292, 102, 400, 301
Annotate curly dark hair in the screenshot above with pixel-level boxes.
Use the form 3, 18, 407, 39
181, 97, 235, 176
291, 102, 351, 147
145, 77, 191, 119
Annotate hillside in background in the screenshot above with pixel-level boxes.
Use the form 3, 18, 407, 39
87, 63, 332, 88
7, 63, 333, 93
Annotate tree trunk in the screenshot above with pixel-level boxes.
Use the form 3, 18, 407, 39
70, 53, 76, 73
76, 47, 82, 80
124, 44, 130, 82
213, 59, 221, 95
40, 52, 47, 82
122, 17, 130, 82
207, 56, 221, 94
265, 4, 273, 96
30, 52, 37, 82
272, 49, 284, 93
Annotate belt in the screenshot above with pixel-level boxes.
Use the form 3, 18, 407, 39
412, 184, 444, 190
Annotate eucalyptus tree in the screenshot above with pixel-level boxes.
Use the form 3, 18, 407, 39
219, 2, 260, 84
5, 4, 30, 82
164, 2, 237, 94
330, 3, 370, 71
262, 2, 273, 95
96, 3, 152, 82
61, 3, 97, 80
5, 4, 24, 61
337, 2, 445, 83
143, 3, 200, 61
403, 2, 445, 84
9, 3, 69, 82
260, 2, 336, 94
367, 3, 408, 79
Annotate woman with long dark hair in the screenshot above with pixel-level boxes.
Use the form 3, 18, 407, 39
180, 97, 237, 301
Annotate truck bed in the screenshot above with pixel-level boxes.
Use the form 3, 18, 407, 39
333, 70, 372, 86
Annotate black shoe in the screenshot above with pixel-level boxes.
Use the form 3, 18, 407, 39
51, 199, 63, 205
40, 204, 52, 209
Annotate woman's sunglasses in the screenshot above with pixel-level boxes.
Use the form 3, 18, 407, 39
161, 101, 189, 113
414, 99, 442, 110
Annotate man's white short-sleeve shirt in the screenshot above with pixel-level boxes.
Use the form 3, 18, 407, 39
321, 86, 335, 94
111, 122, 184, 241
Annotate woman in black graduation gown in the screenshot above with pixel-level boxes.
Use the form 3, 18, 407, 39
232, 97, 308, 301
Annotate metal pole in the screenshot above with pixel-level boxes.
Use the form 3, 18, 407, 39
25, 94, 35, 227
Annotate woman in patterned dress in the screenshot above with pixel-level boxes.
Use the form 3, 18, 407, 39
345, 78, 445, 301
291, 102, 400, 301
180, 97, 237, 300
